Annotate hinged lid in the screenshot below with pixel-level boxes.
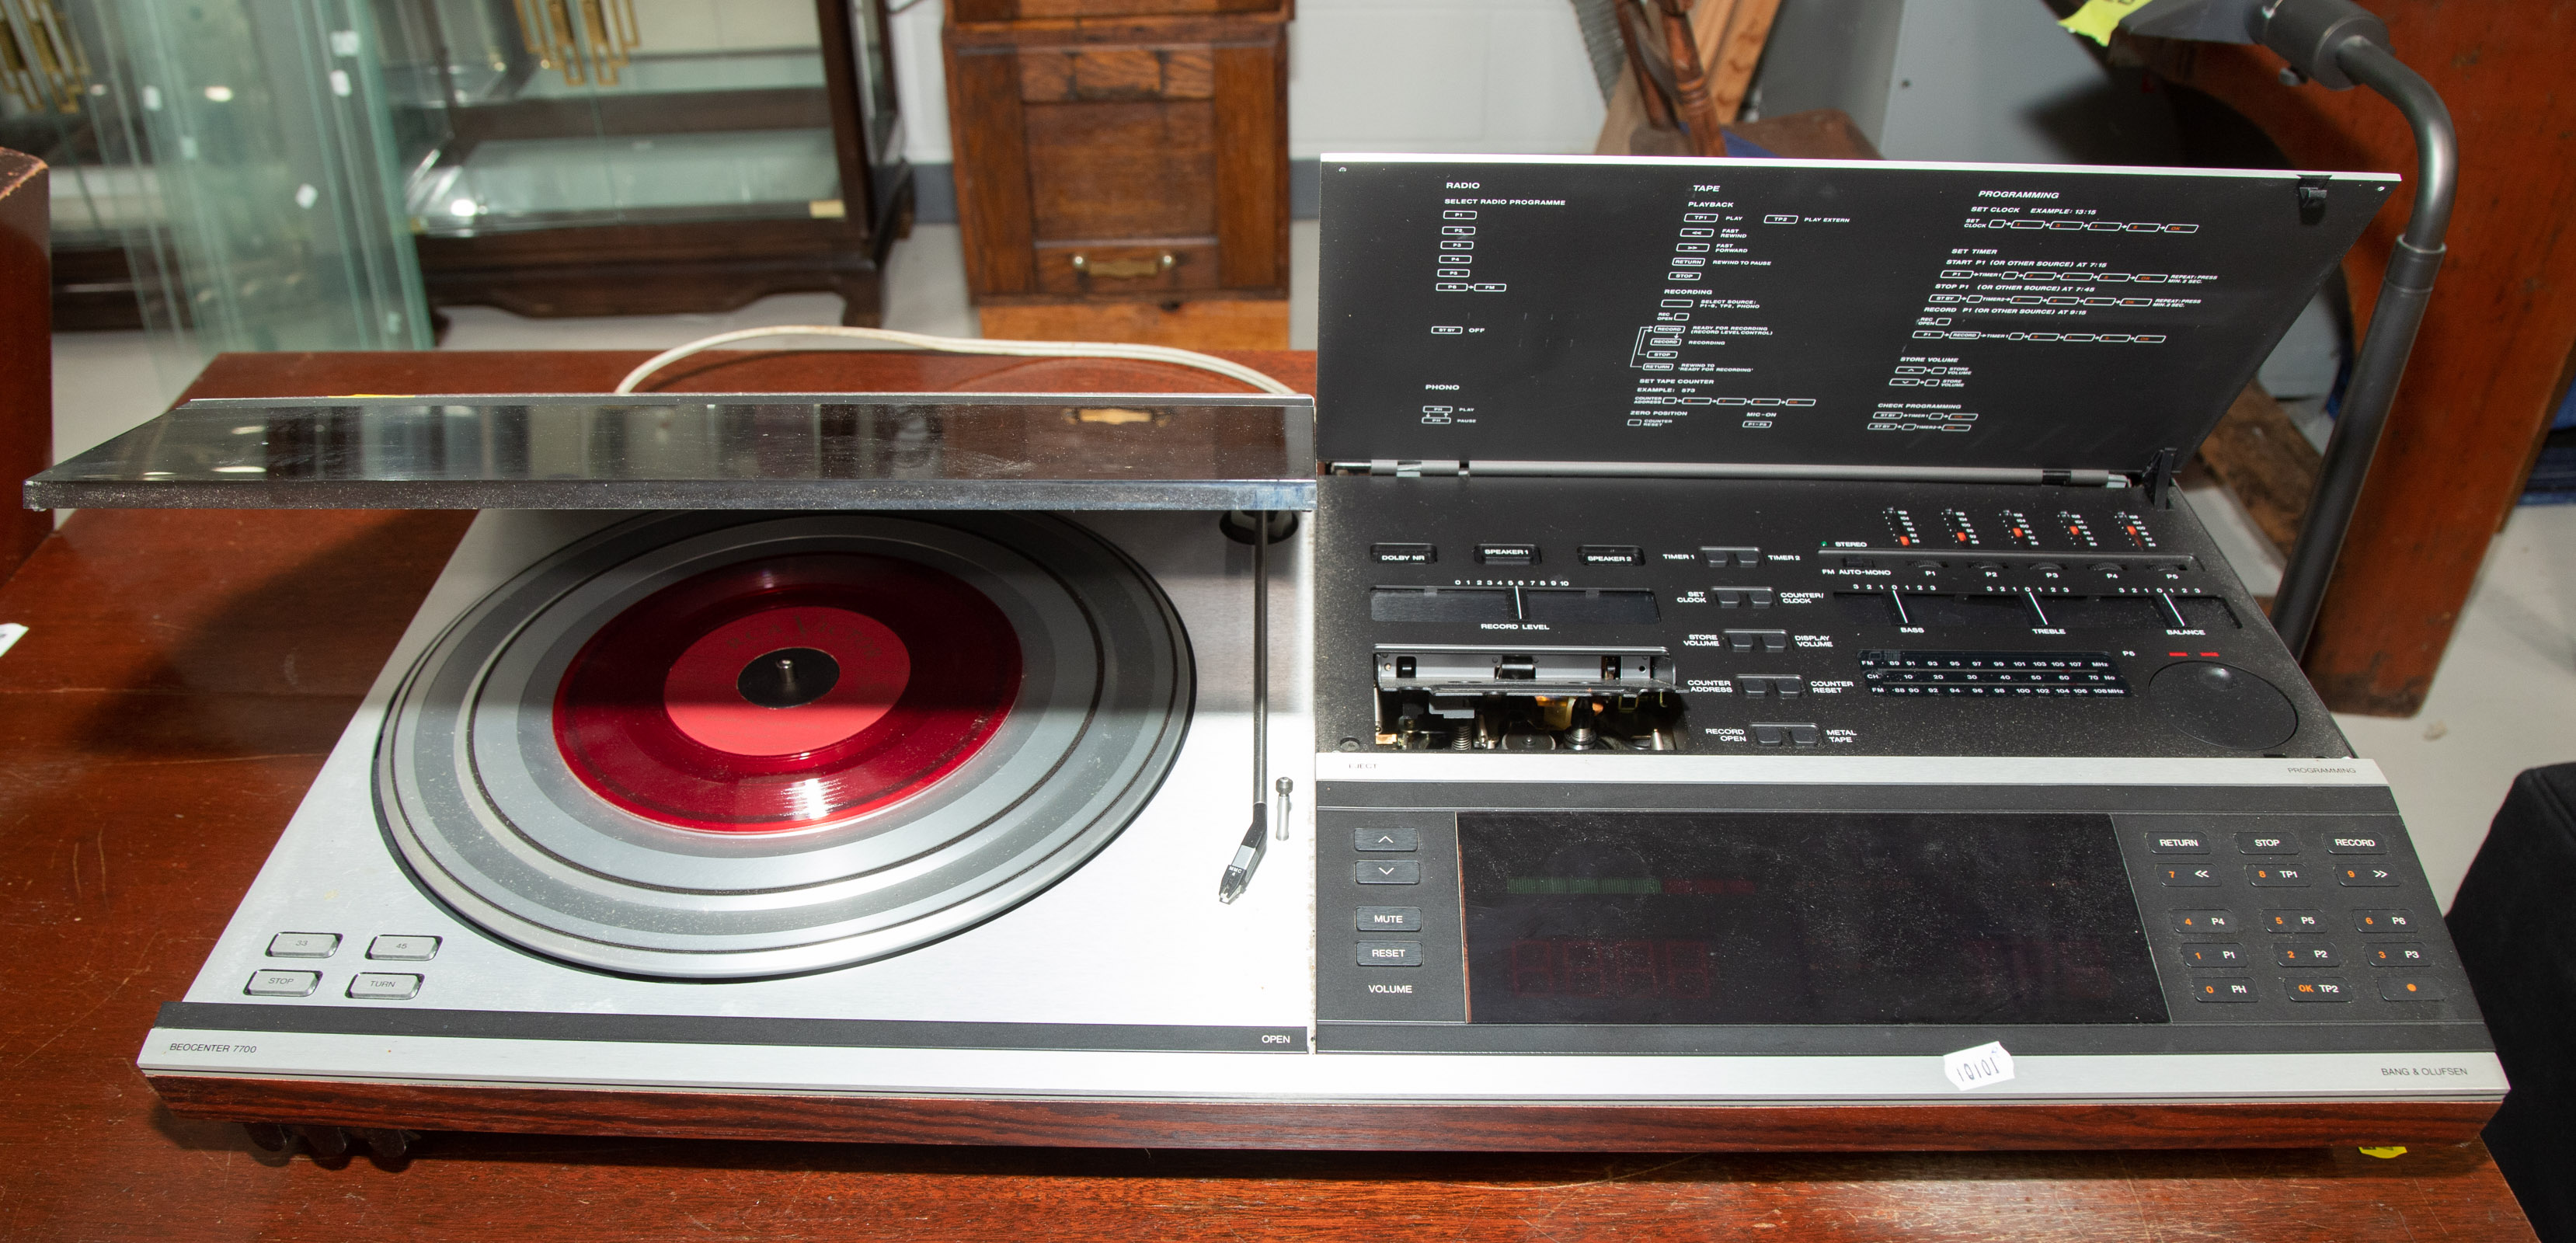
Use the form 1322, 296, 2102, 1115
25, 393, 1316, 512
1316, 155, 2391, 475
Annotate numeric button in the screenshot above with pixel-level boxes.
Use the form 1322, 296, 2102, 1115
2286, 978, 2353, 1002
2362, 942, 2428, 968
2178, 943, 2247, 969
2190, 979, 2257, 1004
2261, 909, 2326, 933
2170, 909, 2235, 934
2354, 908, 2420, 934
2274, 942, 2339, 968
2247, 865, 2312, 886
2336, 864, 2400, 887
2157, 864, 2220, 887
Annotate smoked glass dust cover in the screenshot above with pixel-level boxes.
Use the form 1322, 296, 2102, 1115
1316, 155, 2392, 471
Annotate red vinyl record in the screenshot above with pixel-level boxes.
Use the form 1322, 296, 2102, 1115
552, 552, 1022, 832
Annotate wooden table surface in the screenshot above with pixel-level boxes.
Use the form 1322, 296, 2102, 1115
0, 350, 2536, 1241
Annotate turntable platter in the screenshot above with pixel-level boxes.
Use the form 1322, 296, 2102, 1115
376, 512, 1192, 978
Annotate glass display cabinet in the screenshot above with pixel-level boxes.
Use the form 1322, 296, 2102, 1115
373, 0, 908, 325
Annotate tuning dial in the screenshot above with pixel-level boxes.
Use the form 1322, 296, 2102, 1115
2150, 661, 2299, 750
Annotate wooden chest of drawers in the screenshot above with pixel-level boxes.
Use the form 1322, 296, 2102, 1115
945, 8, 1290, 346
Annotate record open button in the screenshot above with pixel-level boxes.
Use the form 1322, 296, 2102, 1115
346, 973, 422, 1001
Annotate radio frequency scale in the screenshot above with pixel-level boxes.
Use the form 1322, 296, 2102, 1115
29, 154, 2500, 1154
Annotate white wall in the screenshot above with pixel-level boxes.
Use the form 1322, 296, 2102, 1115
889, 0, 1607, 165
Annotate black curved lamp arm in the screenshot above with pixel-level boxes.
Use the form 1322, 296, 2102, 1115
2266, 32, 2456, 656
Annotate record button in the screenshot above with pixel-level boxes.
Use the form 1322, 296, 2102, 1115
2170, 909, 2235, 933
1356, 906, 1424, 932
1356, 861, 1422, 885
266, 932, 340, 959
2377, 977, 2443, 1002
2191, 978, 2257, 1004
2146, 832, 2212, 855
367, 935, 440, 961
1354, 827, 1419, 852
2353, 908, 2418, 934
346, 973, 422, 1001
245, 970, 320, 998
2363, 942, 2428, 967
1372, 542, 1436, 565
1357, 942, 1424, 967
2326, 833, 2389, 854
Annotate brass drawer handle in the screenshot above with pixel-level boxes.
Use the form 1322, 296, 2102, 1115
1070, 252, 1177, 280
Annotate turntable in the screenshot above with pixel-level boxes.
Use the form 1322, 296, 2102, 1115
32, 155, 2503, 1153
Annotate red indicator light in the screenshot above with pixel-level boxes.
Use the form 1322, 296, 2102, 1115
2199, 651, 2219, 657
2168, 651, 2187, 657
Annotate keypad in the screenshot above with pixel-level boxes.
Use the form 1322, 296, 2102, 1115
2146, 824, 2449, 1016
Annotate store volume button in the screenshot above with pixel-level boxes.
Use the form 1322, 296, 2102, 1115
1356, 860, 1422, 885
2157, 864, 2219, 887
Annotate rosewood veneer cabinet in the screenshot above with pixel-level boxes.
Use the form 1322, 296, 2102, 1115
944, 0, 1293, 347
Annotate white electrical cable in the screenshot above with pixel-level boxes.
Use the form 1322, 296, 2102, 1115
611, 325, 1297, 396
